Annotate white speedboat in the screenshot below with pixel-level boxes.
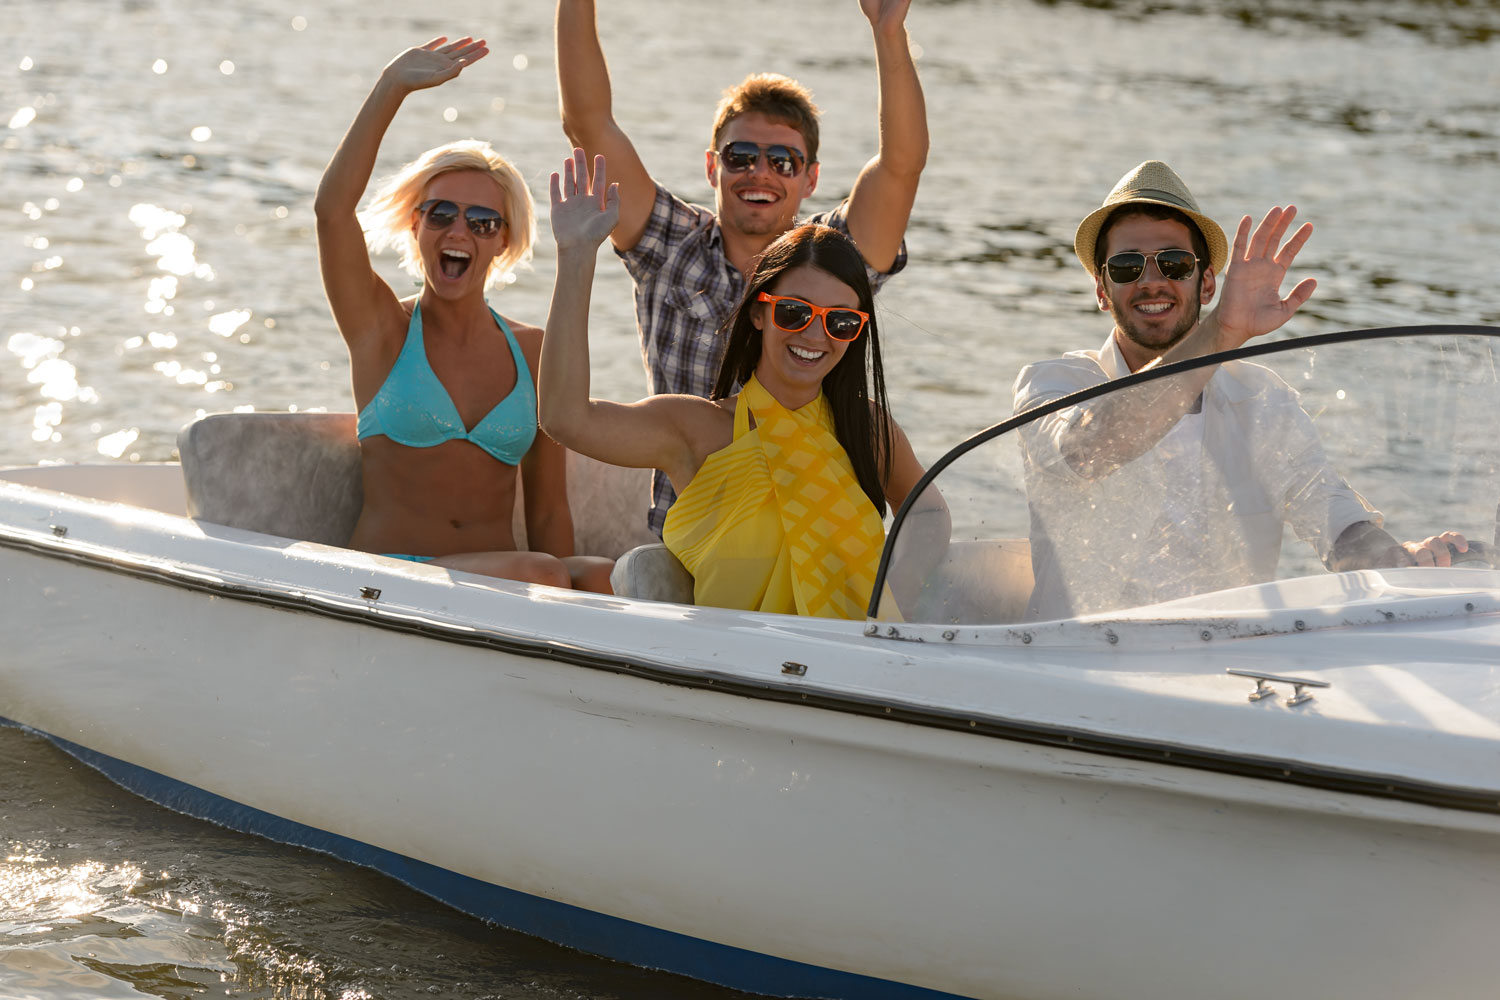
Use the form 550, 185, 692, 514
2, 327, 1498, 1000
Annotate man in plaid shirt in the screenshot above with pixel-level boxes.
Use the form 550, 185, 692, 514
557, 0, 928, 535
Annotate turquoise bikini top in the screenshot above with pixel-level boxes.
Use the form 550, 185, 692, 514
356, 304, 537, 466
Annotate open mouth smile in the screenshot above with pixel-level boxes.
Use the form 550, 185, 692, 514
439, 249, 472, 280
788, 344, 827, 364
735, 187, 780, 205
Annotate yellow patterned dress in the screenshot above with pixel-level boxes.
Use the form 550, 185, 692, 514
662, 375, 886, 619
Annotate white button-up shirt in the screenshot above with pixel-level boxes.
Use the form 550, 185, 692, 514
1012, 335, 1379, 620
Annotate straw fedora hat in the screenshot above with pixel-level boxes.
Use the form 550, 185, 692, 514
1073, 161, 1228, 278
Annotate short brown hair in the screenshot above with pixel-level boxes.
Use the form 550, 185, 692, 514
710, 73, 821, 164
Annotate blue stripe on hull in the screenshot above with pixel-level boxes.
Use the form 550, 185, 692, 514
1, 718, 970, 1000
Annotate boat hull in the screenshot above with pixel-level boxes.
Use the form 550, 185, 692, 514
5, 542, 1500, 1000
4, 464, 1500, 999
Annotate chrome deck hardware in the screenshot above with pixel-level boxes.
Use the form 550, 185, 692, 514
1226, 668, 1330, 707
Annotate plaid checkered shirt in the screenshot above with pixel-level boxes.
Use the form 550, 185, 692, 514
619, 182, 909, 536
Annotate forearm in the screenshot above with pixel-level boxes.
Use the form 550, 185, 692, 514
1055, 375, 1210, 479
1327, 520, 1403, 572
870, 22, 927, 180
314, 74, 405, 219
538, 247, 600, 446
885, 486, 949, 617
555, 0, 615, 146
1054, 319, 1232, 477
527, 504, 576, 558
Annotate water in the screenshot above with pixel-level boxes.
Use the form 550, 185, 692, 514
2, 0, 1498, 995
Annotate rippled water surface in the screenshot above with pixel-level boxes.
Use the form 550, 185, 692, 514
3, 0, 1498, 995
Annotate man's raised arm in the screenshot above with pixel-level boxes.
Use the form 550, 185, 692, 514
843, 0, 928, 273
1037, 208, 1316, 480
555, 0, 657, 251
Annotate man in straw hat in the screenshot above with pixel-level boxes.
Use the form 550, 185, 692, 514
1011, 161, 1469, 620
555, 0, 927, 536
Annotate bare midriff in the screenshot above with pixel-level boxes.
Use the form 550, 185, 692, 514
349, 436, 522, 556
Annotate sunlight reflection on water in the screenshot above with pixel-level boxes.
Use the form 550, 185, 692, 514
1, 0, 1497, 995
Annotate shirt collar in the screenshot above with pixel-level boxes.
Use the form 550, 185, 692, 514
1099, 332, 1133, 380
1100, 330, 1258, 405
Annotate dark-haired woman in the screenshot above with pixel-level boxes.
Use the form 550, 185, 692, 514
541, 150, 946, 618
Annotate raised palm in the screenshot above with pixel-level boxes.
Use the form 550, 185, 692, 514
550, 149, 620, 251
1215, 205, 1318, 349
384, 36, 488, 94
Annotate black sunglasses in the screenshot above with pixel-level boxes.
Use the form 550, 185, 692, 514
416, 199, 505, 239
717, 141, 808, 178
1104, 248, 1201, 284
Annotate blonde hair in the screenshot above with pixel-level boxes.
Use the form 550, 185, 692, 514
711, 74, 821, 163
361, 140, 535, 290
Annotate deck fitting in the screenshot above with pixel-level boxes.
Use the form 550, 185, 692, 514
1227, 668, 1331, 707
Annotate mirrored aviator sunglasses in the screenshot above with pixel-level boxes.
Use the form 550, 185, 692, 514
417, 199, 504, 239
757, 293, 869, 342
1104, 248, 1200, 283
718, 141, 806, 178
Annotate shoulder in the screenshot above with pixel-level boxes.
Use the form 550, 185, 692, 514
350, 295, 416, 366
1013, 351, 1109, 412
498, 313, 544, 374
625, 184, 714, 250
503, 314, 544, 344
806, 199, 851, 231
807, 198, 909, 282
865, 396, 901, 430
381, 294, 418, 333
648, 391, 733, 421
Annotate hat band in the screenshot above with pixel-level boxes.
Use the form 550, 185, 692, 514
1108, 187, 1198, 213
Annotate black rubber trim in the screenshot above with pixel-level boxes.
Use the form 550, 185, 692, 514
3, 527, 1498, 817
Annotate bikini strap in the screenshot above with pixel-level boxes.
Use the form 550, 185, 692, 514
489, 307, 531, 383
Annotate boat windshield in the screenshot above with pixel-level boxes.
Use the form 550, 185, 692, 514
871, 328, 1500, 625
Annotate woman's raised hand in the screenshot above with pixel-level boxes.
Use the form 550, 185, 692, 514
550, 149, 620, 252
381, 36, 489, 94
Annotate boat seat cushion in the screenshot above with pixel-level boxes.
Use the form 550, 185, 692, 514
180, 412, 364, 546
610, 543, 695, 604
178, 411, 658, 558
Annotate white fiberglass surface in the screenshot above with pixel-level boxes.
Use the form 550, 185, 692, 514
0, 463, 187, 516
877, 330, 1500, 626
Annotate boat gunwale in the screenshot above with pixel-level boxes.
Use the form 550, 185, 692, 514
4, 514, 1499, 818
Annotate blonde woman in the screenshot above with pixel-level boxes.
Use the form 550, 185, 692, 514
314, 36, 611, 591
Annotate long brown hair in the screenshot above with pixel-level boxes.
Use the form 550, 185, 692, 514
712, 224, 892, 514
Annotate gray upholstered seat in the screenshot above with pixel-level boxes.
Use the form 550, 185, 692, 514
177, 411, 658, 559
179, 412, 363, 546
608, 543, 695, 604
